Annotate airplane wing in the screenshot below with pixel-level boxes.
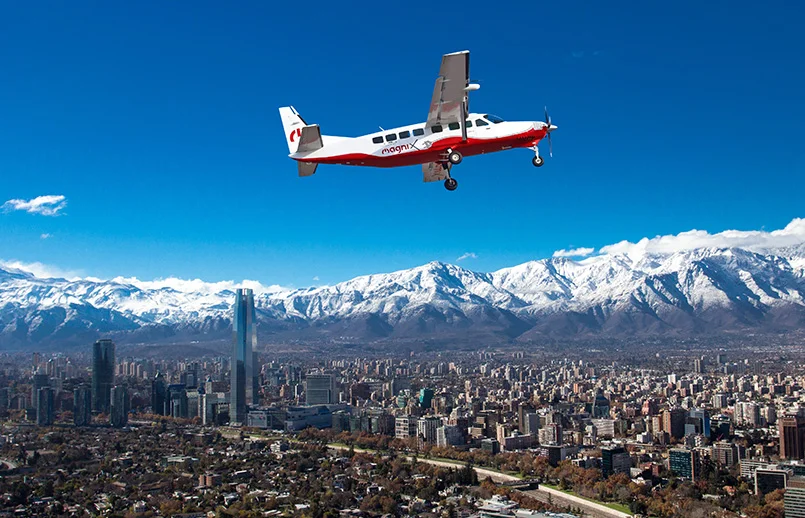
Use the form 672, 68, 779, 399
422, 162, 449, 182
426, 51, 470, 128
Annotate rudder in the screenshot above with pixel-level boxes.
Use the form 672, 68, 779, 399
278, 106, 307, 153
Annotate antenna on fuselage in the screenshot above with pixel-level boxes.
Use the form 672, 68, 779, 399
378, 126, 385, 131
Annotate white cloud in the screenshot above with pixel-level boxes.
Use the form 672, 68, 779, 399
110, 276, 286, 295
456, 252, 478, 262
598, 218, 805, 259
312, 276, 320, 281
40, 233, 52, 240
553, 247, 595, 258
2, 195, 67, 216
0, 259, 288, 294
0, 260, 81, 280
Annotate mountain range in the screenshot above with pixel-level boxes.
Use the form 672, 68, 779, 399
2, 240, 805, 349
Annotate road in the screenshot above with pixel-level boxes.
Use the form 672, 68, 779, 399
325, 444, 631, 518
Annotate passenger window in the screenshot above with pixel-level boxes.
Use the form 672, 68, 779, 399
413, 128, 425, 136
372, 136, 383, 144
399, 130, 411, 139
465, 120, 473, 127
475, 119, 489, 126
448, 122, 460, 130
385, 134, 397, 142
431, 125, 443, 133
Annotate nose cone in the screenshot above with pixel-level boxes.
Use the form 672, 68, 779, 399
536, 121, 557, 132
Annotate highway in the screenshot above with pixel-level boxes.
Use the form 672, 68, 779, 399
325, 444, 632, 518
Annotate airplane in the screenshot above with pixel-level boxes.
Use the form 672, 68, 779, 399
278, 50, 557, 191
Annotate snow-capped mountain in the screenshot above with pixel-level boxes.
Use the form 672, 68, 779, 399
2, 242, 805, 348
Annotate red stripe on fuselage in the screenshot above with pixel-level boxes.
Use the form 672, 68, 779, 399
297, 128, 546, 168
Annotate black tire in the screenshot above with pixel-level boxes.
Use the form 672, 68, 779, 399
444, 178, 458, 191
532, 156, 545, 167
448, 151, 463, 165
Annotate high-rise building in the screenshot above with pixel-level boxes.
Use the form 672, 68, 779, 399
419, 388, 435, 409
231, 288, 256, 424
110, 385, 129, 428
436, 425, 464, 447
32, 371, 50, 412
602, 446, 631, 477
786, 477, 805, 518
523, 412, 540, 436
687, 409, 711, 438
669, 448, 701, 481
395, 416, 418, 440
663, 407, 687, 439
713, 441, 740, 467
92, 339, 116, 413
168, 384, 189, 419
305, 374, 336, 406
36, 387, 55, 426
417, 416, 441, 444
755, 468, 791, 496
0, 387, 10, 414
74, 386, 92, 427
712, 393, 729, 409
693, 358, 704, 374
591, 390, 611, 418
151, 372, 167, 415
780, 416, 805, 460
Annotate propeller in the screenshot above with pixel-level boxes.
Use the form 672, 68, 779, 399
544, 106, 555, 158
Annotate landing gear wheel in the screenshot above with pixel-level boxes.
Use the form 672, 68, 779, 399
444, 178, 458, 191
448, 151, 463, 165
532, 156, 545, 167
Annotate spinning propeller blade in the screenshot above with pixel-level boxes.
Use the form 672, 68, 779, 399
544, 107, 554, 158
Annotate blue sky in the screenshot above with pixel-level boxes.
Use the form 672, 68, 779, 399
2, 1, 804, 287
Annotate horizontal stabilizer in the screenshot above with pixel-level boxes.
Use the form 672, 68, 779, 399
297, 125, 323, 154
298, 161, 318, 177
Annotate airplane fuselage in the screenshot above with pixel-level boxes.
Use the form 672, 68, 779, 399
289, 113, 549, 168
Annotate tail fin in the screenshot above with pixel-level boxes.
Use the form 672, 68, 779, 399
279, 106, 307, 153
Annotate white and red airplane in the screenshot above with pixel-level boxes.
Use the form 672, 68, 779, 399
279, 50, 557, 191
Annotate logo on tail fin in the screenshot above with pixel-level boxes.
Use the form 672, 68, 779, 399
289, 128, 302, 143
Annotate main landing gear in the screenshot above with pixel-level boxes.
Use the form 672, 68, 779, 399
532, 155, 544, 167
442, 148, 462, 191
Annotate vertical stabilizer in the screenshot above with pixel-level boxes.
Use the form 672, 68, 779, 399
278, 106, 307, 153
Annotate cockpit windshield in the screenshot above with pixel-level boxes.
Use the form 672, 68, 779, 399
485, 114, 504, 124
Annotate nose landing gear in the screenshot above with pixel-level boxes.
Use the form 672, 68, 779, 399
441, 148, 462, 191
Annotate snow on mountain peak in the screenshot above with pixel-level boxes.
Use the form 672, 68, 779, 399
2, 218, 805, 345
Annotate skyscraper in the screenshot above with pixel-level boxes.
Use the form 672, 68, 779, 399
168, 384, 189, 419
305, 373, 336, 405
231, 288, 257, 424
151, 372, 167, 415
92, 339, 116, 413
32, 371, 49, 412
74, 386, 92, 427
110, 385, 129, 428
36, 387, 55, 426
780, 416, 805, 460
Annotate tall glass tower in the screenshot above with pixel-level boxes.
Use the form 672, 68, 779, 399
92, 339, 115, 413
231, 288, 256, 424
